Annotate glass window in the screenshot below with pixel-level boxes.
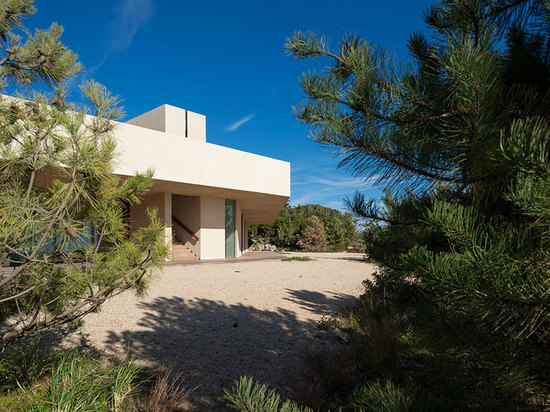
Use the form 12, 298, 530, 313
225, 199, 235, 258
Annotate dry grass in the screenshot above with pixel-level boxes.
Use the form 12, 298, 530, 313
144, 368, 197, 412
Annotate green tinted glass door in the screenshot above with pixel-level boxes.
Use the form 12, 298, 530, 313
225, 199, 235, 258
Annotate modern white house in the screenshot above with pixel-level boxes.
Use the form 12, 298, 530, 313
113, 104, 290, 261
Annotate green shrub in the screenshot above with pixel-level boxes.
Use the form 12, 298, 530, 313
250, 204, 358, 251
349, 380, 412, 412
0, 342, 51, 389
29, 352, 140, 412
297, 216, 327, 251
317, 316, 341, 330
282, 256, 312, 262
224, 376, 312, 412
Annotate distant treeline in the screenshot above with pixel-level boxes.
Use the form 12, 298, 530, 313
249, 204, 359, 251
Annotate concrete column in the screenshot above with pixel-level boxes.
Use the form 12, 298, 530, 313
235, 200, 242, 258
199, 196, 225, 260
163, 192, 172, 259
243, 216, 248, 252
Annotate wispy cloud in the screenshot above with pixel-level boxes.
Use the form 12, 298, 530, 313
111, 0, 153, 52
84, 0, 153, 78
293, 175, 379, 188
291, 185, 361, 206
290, 169, 381, 208
224, 113, 255, 132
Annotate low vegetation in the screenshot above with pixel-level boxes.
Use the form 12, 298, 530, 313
0, 344, 192, 411
0, 0, 167, 344
3, 0, 550, 410
226, 0, 550, 410
282, 256, 312, 262
250, 204, 360, 252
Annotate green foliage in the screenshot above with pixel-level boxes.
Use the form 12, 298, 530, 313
299, 268, 550, 410
0, 339, 50, 389
250, 204, 358, 251
406, 199, 550, 340
33, 352, 141, 412
0, 350, 141, 411
286, 0, 550, 409
349, 380, 412, 412
282, 256, 312, 262
0, 0, 168, 344
0, 344, 194, 412
297, 215, 327, 251
224, 376, 313, 412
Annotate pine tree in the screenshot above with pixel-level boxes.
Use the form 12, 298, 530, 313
286, 0, 550, 342
0, 1, 167, 343
297, 215, 327, 251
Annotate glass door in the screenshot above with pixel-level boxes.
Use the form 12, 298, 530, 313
225, 199, 235, 258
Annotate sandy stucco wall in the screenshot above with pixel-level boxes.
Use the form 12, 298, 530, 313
113, 122, 289, 198
199, 196, 225, 260
172, 195, 200, 257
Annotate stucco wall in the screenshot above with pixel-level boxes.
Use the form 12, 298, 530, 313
172, 195, 200, 256
114, 121, 289, 198
199, 196, 225, 260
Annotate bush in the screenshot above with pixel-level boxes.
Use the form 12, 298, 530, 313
144, 367, 194, 412
282, 256, 312, 262
250, 204, 358, 251
0, 346, 198, 411
32, 352, 141, 411
349, 380, 412, 412
224, 376, 312, 412
0, 341, 51, 390
297, 216, 327, 251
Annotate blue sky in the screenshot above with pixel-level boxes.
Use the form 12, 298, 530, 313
29, 0, 433, 211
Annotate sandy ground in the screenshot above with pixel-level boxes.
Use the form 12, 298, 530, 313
70, 252, 375, 410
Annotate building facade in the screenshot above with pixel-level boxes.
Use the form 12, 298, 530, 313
114, 104, 290, 261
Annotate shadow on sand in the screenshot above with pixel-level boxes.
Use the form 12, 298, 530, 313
103, 290, 357, 410
283, 289, 358, 316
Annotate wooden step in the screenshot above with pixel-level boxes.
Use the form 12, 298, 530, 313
171, 243, 199, 261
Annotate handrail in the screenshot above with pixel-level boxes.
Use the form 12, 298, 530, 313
172, 215, 199, 242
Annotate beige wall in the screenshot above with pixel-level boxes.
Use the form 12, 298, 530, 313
114, 121, 290, 199
172, 195, 200, 256
186, 110, 206, 141
199, 196, 225, 260
130, 192, 172, 258
126, 104, 206, 142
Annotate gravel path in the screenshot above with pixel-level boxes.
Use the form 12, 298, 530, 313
74, 252, 375, 410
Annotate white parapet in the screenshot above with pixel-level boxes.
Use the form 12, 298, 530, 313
116, 103, 290, 224
126, 104, 206, 141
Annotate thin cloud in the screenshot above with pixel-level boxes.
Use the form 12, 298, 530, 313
290, 186, 354, 206
111, 0, 153, 52
293, 175, 379, 188
290, 170, 380, 207
84, 0, 153, 78
225, 113, 255, 132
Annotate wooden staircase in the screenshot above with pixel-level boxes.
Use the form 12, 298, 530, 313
172, 242, 199, 262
